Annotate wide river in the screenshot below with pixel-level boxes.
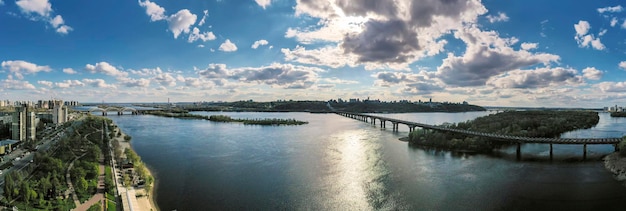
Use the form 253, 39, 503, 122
105, 111, 626, 210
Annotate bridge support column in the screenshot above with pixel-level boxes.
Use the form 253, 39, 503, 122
549, 144, 553, 160
583, 144, 587, 160
516, 143, 521, 160
615, 144, 619, 152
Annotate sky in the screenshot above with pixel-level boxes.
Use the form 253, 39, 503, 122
1, 0, 626, 107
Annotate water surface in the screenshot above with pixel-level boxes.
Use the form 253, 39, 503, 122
106, 111, 626, 210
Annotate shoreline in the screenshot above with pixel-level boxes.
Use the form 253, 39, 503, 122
112, 125, 159, 211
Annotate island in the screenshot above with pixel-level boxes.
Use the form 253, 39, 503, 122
405, 110, 600, 152
144, 110, 308, 126
610, 112, 626, 117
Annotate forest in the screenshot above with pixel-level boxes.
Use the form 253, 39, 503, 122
408, 110, 600, 152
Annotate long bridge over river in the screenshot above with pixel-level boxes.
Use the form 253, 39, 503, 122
336, 112, 623, 159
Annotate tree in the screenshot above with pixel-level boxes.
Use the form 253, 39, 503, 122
4, 173, 14, 201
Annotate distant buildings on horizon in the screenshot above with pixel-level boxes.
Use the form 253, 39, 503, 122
605, 105, 625, 112
0, 99, 76, 142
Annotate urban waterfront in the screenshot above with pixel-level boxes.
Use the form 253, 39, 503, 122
107, 111, 626, 210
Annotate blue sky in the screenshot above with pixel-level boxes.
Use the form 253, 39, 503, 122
1, 0, 626, 107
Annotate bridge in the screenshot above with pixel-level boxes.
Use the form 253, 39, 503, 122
87, 107, 140, 116
336, 111, 623, 159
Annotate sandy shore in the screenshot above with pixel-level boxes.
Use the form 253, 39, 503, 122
604, 152, 626, 186
113, 127, 159, 211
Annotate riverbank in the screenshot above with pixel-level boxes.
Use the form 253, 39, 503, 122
604, 153, 626, 186
112, 126, 158, 211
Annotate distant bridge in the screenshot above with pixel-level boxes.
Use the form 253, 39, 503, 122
336, 112, 623, 159
87, 107, 139, 116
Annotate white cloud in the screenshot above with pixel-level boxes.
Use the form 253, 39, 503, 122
197, 44, 205, 48
434, 27, 560, 87
520, 42, 538, 50
1, 60, 51, 79
255, 0, 271, 9
154, 72, 177, 87
84, 62, 128, 78
198, 63, 323, 89
187, 27, 216, 43
619, 61, 626, 70
622, 20, 626, 29
486, 67, 583, 89
198, 10, 208, 26
15, 0, 71, 34
597, 5, 623, 13
597, 81, 626, 93
285, 0, 488, 70
82, 79, 117, 89
120, 78, 151, 87
251, 39, 269, 49
582, 67, 603, 80
574, 20, 590, 36
486, 12, 509, 23
599, 29, 608, 36
138, 0, 166, 21
0, 0, 4, 6
574, 20, 605, 50
16, 0, 52, 17
37, 80, 53, 87
55, 80, 84, 88
2, 78, 36, 90
63, 68, 76, 74
167, 9, 197, 39
219, 39, 238, 52
610, 17, 618, 27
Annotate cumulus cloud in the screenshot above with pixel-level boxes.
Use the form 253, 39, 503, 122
154, 72, 177, 87
16, 0, 71, 34
55, 80, 85, 88
1, 60, 51, 79
63, 68, 76, 74
597, 81, 626, 93
255, 0, 271, 9
198, 63, 323, 89
373, 71, 443, 95
138, 0, 166, 21
251, 40, 269, 49
138, 1, 198, 39
597, 5, 623, 13
620, 61, 626, 70
582, 67, 603, 80
120, 78, 151, 87
486, 12, 509, 23
82, 79, 117, 89
84, 62, 128, 78
487, 67, 583, 89
574, 20, 605, 50
284, 0, 496, 70
520, 42, 538, 50
198, 10, 208, 26
434, 27, 560, 87
611, 18, 618, 27
16, 0, 51, 17
219, 39, 238, 52
2, 78, 36, 90
167, 9, 197, 39
188, 27, 216, 43
37, 80, 53, 87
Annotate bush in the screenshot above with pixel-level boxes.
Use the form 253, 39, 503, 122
619, 138, 626, 157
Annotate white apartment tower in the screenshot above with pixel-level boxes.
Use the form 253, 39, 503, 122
12, 104, 36, 141
52, 100, 68, 124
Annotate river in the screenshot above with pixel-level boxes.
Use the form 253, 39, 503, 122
105, 111, 626, 210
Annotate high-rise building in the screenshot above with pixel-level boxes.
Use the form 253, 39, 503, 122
12, 104, 36, 141
52, 100, 68, 124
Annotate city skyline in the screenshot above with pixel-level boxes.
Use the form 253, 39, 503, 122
1, 0, 626, 107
